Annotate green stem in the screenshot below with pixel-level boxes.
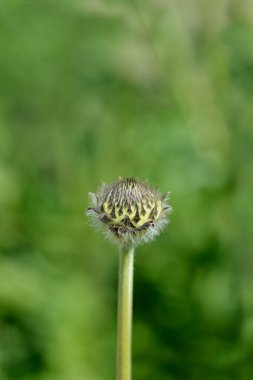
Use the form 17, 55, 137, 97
116, 245, 135, 380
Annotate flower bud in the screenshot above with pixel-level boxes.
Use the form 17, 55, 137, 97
87, 177, 171, 246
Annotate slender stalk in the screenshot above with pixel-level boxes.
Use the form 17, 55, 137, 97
116, 245, 135, 380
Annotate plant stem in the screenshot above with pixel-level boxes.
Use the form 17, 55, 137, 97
116, 245, 135, 380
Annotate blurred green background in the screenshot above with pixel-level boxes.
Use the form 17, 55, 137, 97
1, 0, 253, 379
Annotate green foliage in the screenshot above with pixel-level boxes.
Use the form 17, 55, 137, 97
0, 1, 253, 379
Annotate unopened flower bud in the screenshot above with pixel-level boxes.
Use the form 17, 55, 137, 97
87, 177, 171, 247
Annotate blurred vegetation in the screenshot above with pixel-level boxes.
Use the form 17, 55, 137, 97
1, 0, 253, 379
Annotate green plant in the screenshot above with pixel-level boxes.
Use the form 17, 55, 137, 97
87, 177, 171, 380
